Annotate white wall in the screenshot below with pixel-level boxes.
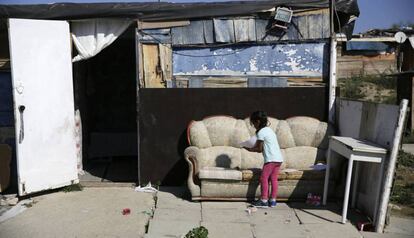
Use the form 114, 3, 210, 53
337, 99, 400, 220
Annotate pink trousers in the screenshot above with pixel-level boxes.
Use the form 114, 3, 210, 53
260, 162, 282, 200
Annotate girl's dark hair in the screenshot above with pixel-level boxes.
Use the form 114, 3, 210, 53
250, 111, 268, 133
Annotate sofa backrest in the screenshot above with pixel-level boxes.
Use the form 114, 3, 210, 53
188, 116, 334, 150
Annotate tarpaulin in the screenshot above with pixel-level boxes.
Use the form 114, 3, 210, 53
0, 0, 359, 36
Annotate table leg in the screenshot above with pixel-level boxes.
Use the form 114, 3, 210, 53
323, 148, 331, 205
342, 156, 354, 224
351, 161, 359, 208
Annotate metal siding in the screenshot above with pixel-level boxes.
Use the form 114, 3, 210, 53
140, 29, 171, 44
322, 11, 330, 38
203, 20, 215, 44
234, 18, 256, 42
308, 14, 322, 39
213, 19, 235, 43
172, 20, 205, 45
297, 14, 309, 39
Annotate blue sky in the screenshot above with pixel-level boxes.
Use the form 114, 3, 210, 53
1, 0, 413, 34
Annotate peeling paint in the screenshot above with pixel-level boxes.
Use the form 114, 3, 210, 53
173, 43, 327, 76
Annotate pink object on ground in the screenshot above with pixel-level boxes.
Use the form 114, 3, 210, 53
122, 208, 131, 215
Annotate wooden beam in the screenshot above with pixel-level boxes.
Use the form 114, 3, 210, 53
138, 20, 190, 30
158, 44, 172, 83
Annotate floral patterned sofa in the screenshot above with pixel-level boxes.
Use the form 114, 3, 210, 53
184, 115, 340, 201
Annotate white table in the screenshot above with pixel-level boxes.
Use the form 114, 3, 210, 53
322, 136, 387, 224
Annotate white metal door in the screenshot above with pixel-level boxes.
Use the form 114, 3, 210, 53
8, 19, 78, 195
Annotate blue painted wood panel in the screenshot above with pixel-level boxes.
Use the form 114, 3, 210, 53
173, 43, 328, 77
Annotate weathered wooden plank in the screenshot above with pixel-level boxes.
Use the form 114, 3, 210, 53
287, 77, 323, 83
203, 77, 247, 88
307, 14, 323, 39
138, 20, 190, 30
174, 76, 248, 88
172, 21, 205, 45
284, 16, 299, 40
254, 9, 329, 42
255, 18, 280, 42
297, 14, 309, 39
136, 26, 145, 88
188, 78, 203, 88
322, 9, 330, 38
159, 44, 173, 83
234, 18, 256, 42
142, 44, 164, 88
288, 82, 326, 87
248, 77, 288, 87
203, 20, 214, 44
213, 19, 235, 43
173, 76, 189, 88
295, 8, 329, 16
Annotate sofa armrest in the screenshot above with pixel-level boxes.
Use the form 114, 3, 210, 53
184, 146, 201, 198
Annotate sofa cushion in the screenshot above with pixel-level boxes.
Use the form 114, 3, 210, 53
241, 168, 327, 182
241, 169, 261, 181
284, 169, 325, 180
197, 146, 242, 169
199, 167, 242, 181
284, 146, 326, 170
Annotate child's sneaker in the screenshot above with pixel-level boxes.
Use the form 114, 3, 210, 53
269, 200, 277, 207
251, 200, 268, 208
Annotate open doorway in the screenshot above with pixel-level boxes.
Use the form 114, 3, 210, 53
73, 25, 138, 184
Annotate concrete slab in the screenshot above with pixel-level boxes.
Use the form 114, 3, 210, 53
202, 201, 248, 210
201, 221, 253, 238
156, 187, 200, 210
402, 144, 414, 155
249, 208, 299, 225
147, 219, 200, 237
0, 188, 154, 238
253, 222, 311, 238
156, 195, 201, 210
273, 202, 293, 210
158, 186, 190, 199
152, 208, 201, 221
202, 208, 250, 223
361, 231, 414, 238
305, 223, 363, 238
384, 217, 414, 236
291, 203, 344, 224
294, 208, 343, 224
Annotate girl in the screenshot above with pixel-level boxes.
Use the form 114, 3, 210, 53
245, 111, 284, 208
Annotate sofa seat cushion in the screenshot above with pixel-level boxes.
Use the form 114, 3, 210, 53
241, 168, 326, 181
241, 169, 261, 181
284, 169, 325, 180
199, 167, 242, 181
